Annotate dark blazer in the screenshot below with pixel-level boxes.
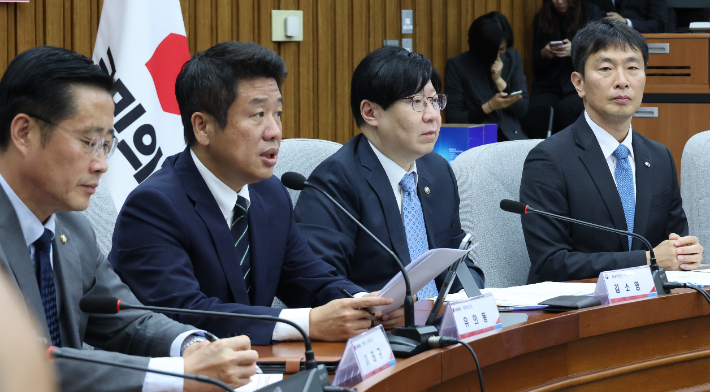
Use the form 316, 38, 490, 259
520, 115, 688, 283
532, 3, 604, 95
583, 0, 666, 33
293, 134, 484, 293
110, 148, 363, 345
445, 48, 529, 141
0, 187, 191, 392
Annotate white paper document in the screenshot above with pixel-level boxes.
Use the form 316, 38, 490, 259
666, 271, 710, 287
235, 374, 284, 391
375, 247, 473, 313
471, 282, 596, 307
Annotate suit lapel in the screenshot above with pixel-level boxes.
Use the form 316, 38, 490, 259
575, 117, 628, 251
416, 162, 436, 249
0, 186, 50, 338
466, 52, 496, 108
52, 215, 82, 347
176, 149, 248, 304
246, 189, 269, 305
631, 133, 652, 247
358, 137, 412, 265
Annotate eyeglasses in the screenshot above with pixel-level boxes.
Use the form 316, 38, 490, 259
27, 114, 118, 159
403, 94, 447, 112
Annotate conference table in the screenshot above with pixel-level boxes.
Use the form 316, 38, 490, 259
255, 285, 710, 391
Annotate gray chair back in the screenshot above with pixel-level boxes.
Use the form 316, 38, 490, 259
81, 179, 118, 258
451, 139, 543, 287
273, 138, 343, 205
681, 130, 710, 264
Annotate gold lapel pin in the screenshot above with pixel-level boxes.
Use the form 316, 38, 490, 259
424, 186, 431, 194
59, 235, 67, 244
645, 162, 650, 167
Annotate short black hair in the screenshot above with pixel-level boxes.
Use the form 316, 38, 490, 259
0, 46, 114, 150
468, 12, 514, 70
175, 41, 288, 146
571, 18, 649, 78
350, 46, 441, 128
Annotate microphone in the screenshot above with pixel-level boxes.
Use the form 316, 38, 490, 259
46, 346, 233, 391
500, 199, 670, 295
79, 296, 318, 370
282, 171, 438, 358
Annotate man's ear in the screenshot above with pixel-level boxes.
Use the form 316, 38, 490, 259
191, 112, 214, 147
571, 71, 585, 100
9, 114, 36, 156
360, 100, 380, 128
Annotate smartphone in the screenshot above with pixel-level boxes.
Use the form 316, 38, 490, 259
508, 90, 523, 97
549, 40, 564, 47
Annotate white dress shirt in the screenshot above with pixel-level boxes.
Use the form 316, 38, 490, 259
585, 110, 637, 200
0, 173, 197, 392
368, 141, 418, 215
190, 149, 309, 341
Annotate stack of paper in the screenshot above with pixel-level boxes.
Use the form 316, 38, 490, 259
236, 374, 284, 391
444, 282, 596, 307
666, 271, 710, 287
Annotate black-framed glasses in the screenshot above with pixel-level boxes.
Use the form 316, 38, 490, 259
403, 94, 447, 112
27, 114, 117, 159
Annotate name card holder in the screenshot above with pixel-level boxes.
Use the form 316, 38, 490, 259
594, 265, 658, 305
439, 293, 502, 340
332, 325, 396, 388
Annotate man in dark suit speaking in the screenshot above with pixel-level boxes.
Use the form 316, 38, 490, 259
0, 46, 258, 392
110, 42, 400, 346
294, 46, 484, 304
520, 19, 703, 284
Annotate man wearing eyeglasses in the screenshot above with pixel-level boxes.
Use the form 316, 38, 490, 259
294, 46, 485, 304
0, 46, 259, 392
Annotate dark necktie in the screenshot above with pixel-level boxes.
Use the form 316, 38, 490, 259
230, 196, 253, 303
614, 0, 622, 11
34, 228, 61, 347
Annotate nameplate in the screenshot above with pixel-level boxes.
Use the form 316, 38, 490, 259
332, 325, 396, 388
439, 293, 502, 340
594, 265, 658, 305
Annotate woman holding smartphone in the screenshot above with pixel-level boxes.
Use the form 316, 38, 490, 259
530, 0, 603, 136
445, 12, 529, 141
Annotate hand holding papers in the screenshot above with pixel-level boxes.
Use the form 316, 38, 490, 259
375, 246, 474, 313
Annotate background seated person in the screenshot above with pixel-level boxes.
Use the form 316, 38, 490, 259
531, 0, 603, 136
294, 46, 484, 303
110, 41, 402, 346
583, 0, 666, 33
445, 11, 529, 141
520, 19, 702, 283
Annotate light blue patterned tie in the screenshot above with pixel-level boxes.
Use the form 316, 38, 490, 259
614, 144, 635, 251
400, 172, 438, 300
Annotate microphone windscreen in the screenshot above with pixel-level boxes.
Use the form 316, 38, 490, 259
80, 296, 121, 314
500, 199, 527, 215
281, 172, 307, 191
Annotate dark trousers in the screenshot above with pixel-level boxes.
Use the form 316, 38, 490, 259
530, 91, 584, 135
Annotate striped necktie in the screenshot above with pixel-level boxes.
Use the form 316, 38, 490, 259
34, 228, 61, 346
231, 196, 253, 303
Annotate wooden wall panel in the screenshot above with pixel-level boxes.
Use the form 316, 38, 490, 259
0, 0, 543, 143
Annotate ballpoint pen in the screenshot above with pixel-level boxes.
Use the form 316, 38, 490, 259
338, 287, 376, 316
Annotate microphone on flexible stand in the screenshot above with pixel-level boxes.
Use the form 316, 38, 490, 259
282, 172, 438, 358
499, 199, 670, 295
79, 297, 342, 392
47, 346, 233, 391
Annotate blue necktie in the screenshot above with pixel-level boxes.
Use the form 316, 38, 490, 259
400, 173, 438, 300
231, 196, 253, 303
34, 228, 61, 347
614, 144, 635, 251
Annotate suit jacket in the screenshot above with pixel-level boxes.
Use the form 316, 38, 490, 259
584, 0, 666, 33
110, 148, 363, 345
520, 115, 688, 283
293, 134, 485, 293
445, 49, 529, 141
0, 187, 191, 392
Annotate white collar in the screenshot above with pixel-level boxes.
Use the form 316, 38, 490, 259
190, 149, 250, 221
585, 111, 634, 161
0, 172, 56, 248
368, 140, 418, 191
